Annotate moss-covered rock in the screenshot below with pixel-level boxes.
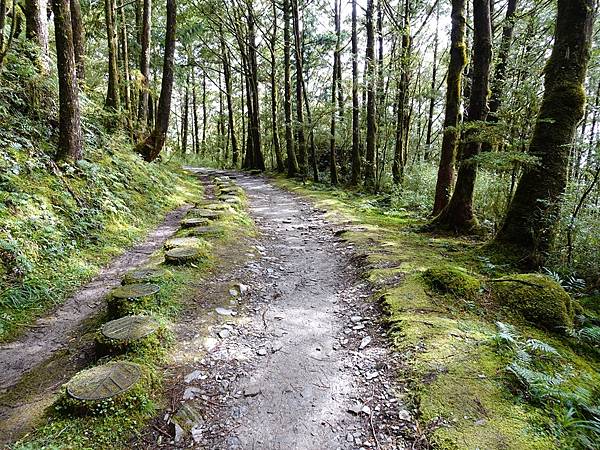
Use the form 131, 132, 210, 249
490, 273, 573, 330
422, 265, 481, 299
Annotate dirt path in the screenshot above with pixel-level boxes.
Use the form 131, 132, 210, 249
143, 169, 413, 449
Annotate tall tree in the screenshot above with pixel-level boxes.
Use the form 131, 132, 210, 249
431, 0, 492, 231
135, 0, 176, 162
283, 0, 299, 177
364, 0, 376, 188
52, 0, 82, 161
350, 0, 361, 185
138, 0, 151, 124
494, 0, 594, 265
432, 0, 467, 215
221, 36, 239, 167
25, 0, 49, 65
69, 0, 84, 81
291, 0, 307, 175
269, 1, 285, 172
329, 0, 341, 185
104, 0, 120, 111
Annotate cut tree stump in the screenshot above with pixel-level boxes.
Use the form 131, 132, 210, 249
200, 203, 231, 211
181, 217, 210, 228
96, 315, 161, 355
164, 237, 202, 250
187, 226, 224, 238
66, 360, 142, 401
122, 267, 167, 285
165, 246, 202, 265
186, 209, 223, 220
108, 283, 160, 317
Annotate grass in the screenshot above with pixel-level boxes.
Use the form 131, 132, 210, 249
271, 175, 600, 450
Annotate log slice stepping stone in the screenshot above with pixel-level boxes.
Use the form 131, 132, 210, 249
122, 267, 166, 285
164, 237, 202, 250
165, 246, 202, 265
66, 361, 142, 401
96, 315, 161, 354
181, 217, 210, 228
187, 226, 224, 238
187, 209, 223, 220
108, 283, 160, 317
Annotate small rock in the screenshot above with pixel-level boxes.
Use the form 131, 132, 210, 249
348, 404, 363, 415
350, 316, 363, 323
365, 371, 379, 380
174, 423, 185, 443
215, 307, 237, 316
398, 410, 411, 421
257, 348, 267, 356
229, 289, 239, 297
362, 405, 372, 415
359, 336, 372, 350
191, 426, 203, 443
244, 386, 261, 397
183, 387, 202, 400
184, 370, 203, 383
271, 342, 283, 353
237, 283, 249, 294
218, 329, 231, 339
346, 433, 354, 443
353, 324, 365, 331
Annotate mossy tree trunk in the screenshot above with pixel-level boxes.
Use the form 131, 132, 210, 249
137, 0, 151, 127
135, 0, 175, 162
283, 0, 298, 177
69, 0, 84, 82
291, 0, 307, 176
329, 0, 341, 185
431, 0, 492, 232
221, 35, 238, 167
269, 1, 284, 173
364, 0, 376, 189
25, 0, 49, 66
52, 0, 82, 161
494, 0, 594, 266
432, 0, 467, 215
104, 0, 120, 112
349, 0, 361, 186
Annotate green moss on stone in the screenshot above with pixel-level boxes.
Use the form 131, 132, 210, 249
422, 264, 481, 299
491, 273, 573, 330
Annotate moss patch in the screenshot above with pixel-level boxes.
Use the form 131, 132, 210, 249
422, 264, 481, 299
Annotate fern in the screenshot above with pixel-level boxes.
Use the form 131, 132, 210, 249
568, 326, 600, 345
526, 339, 560, 356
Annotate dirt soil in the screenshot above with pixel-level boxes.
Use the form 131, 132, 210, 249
137, 169, 417, 449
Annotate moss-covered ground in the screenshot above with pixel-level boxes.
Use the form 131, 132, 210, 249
272, 176, 600, 450
7, 180, 255, 449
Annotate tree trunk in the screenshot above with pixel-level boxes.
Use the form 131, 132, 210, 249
221, 37, 239, 167
25, 0, 49, 66
350, 0, 361, 185
119, 4, 132, 124
425, 0, 440, 157
181, 75, 189, 153
0, 0, 6, 51
135, 0, 175, 162
364, 0, 376, 188
432, 0, 492, 231
192, 68, 200, 154
329, 0, 341, 185
283, 0, 298, 177
52, 0, 82, 161
69, 0, 84, 81
482, 0, 517, 152
494, 0, 594, 265
202, 73, 207, 153
137, 0, 150, 125
270, 1, 285, 172
432, 0, 467, 215
104, 0, 120, 111
291, 0, 307, 175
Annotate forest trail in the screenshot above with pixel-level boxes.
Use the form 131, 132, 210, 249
143, 169, 410, 449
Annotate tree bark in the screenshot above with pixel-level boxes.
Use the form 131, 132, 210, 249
270, 1, 284, 172
137, 0, 150, 125
494, 0, 594, 265
52, 0, 82, 161
291, 0, 307, 175
181, 75, 189, 153
329, 0, 341, 185
425, 0, 440, 157
350, 0, 361, 185
283, 0, 299, 177
25, 0, 49, 65
119, 4, 132, 124
0, 0, 6, 51
432, 0, 467, 215
432, 0, 492, 231
364, 0, 376, 188
69, 0, 84, 81
135, 0, 175, 162
221, 36, 239, 167
104, 0, 120, 111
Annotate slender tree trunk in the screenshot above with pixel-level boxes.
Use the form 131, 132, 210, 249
425, 0, 440, 157
221, 36, 239, 167
482, 0, 517, 152
432, 0, 492, 231
329, 0, 341, 185
364, 0, 376, 188
283, 0, 299, 176
494, 0, 594, 265
104, 0, 120, 111
119, 4, 132, 125
135, 0, 175, 162
52, 0, 82, 161
25, 0, 49, 66
0, 0, 6, 51
192, 69, 200, 154
270, 1, 285, 172
137, 0, 150, 124
291, 0, 307, 175
181, 75, 189, 153
70, 0, 84, 81
350, 0, 361, 185
432, 0, 467, 215
202, 73, 207, 153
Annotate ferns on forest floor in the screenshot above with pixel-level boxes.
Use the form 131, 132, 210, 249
492, 321, 600, 448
